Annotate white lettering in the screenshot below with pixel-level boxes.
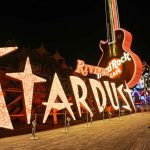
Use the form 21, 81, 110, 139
89, 79, 107, 112
70, 76, 93, 117
104, 81, 119, 110
111, 59, 118, 69
123, 82, 136, 111
43, 73, 75, 123
117, 84, 131, 111
123, 52, 131, 61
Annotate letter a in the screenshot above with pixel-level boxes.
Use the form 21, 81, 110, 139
43, 73, 75, 123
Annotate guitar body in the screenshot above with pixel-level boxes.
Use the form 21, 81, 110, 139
98, 28, 143, 88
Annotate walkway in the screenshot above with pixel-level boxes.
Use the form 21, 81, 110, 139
0, 112, 150, 150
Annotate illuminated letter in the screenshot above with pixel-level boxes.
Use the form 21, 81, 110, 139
123, 82, 136, 111
0, 46, 18, 129
70, 76, 93, 117
43, 73, 75, 123
110, 82, 119, 110
103, 81, 119, 110
111, 60, 118, 69
124, 52, 131, 61
121, 56, 125, 63
116, 59, 121, 66
117, 84, 131, 111
75, 60, 85, 75
7, 57, 46, 124
0, 84, 13, 129
89, 79, 107, 112
107, 63, 112, 72
0, 46, 18, 57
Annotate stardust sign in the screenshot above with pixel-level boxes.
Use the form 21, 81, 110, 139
0, 47, 135, 130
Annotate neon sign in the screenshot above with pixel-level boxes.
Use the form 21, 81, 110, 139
0, 47, 135, 130
75, 52, 131, 79
107, 52, 131, 79
75, 59, 109, 77
42, 73, 134, 124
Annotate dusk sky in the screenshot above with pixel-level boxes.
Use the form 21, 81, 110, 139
0, 0, 149, 67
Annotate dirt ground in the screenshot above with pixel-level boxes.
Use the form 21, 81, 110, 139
0, 112, 150, 150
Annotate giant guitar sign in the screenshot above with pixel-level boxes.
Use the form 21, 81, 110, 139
75, 0, 142, 88
97, 0, 143, 88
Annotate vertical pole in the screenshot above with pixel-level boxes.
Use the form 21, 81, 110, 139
34, 113, 37, 136
64, 111, 67, 132
86, 110, 89, 127
90, 114, 93, 125
118, 104, 122, 120
109, 111, 111, 121
144, 76, 148, 112
30, 113, 38, 140
66, 117, 71, 130
102, 106, 105, 123
129, 109, 131, 117
145, 92, 148, 112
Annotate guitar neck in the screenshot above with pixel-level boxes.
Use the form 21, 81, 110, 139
105, 0, 120, 42
111, 0, 120, 30
105, 0, 114, 43
105, 0, 120, 57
